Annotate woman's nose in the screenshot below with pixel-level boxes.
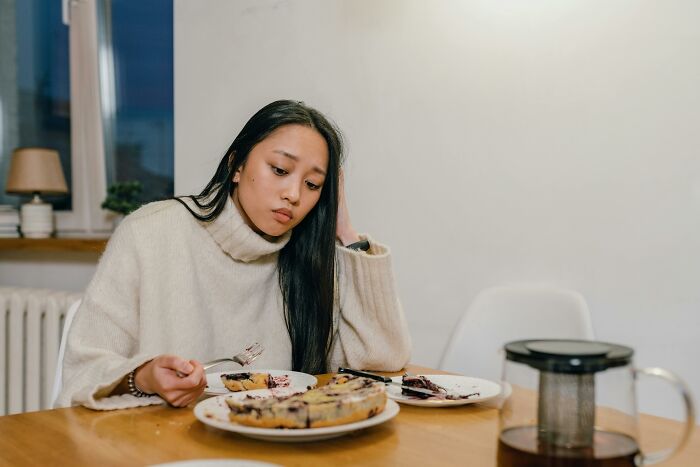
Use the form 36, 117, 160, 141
282, 181, 301, 204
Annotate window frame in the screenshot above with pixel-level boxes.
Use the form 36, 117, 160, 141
57, 0, 111, 235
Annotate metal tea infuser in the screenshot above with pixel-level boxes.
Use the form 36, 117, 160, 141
497, 339, 695, 466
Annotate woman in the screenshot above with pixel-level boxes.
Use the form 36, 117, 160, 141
57, 100, 411, 410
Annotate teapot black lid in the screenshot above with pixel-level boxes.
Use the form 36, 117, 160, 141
504, 339, 633, 374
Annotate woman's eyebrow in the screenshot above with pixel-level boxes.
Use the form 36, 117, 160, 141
274, 150, 326, 176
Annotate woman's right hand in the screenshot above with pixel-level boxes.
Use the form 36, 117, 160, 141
134, 355, 207, 407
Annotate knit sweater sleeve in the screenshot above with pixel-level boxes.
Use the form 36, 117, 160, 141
55, 218, 163, 410
329, 235, 412, 371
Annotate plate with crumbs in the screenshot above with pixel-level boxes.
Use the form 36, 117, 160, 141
204, 370, 317, 396
194, 388, 400, 442
386, 374, 501, 407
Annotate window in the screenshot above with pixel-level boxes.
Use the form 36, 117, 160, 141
0, 0, 173, 234
0, 0, 72, 210
98, 0, 174, 202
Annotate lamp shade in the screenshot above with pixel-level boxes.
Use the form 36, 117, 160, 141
5, 147, 69, 195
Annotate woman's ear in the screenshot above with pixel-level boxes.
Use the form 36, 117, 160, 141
233, 169, 241, 183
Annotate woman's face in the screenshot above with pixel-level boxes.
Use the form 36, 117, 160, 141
232, 124, 329, 237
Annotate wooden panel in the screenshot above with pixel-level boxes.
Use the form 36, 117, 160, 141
0, 238, 108, 254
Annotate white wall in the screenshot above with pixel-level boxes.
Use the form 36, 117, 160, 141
175, 0, 700, 421
0, 253, 97, 292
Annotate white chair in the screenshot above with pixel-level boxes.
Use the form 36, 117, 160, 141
51, 299, 82, 407
439, 285, 595, 382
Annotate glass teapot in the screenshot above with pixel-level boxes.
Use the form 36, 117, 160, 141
497, 339, 695, 466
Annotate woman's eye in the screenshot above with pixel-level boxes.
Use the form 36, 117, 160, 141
271, 166, 288, 176
306, 180, 321, 191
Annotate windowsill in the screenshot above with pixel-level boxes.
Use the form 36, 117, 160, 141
0, 237, 109, 254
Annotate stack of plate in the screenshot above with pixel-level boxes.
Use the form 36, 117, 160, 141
0, 206, 20, 238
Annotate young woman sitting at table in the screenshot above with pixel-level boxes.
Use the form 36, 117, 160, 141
56, 100, 411, 410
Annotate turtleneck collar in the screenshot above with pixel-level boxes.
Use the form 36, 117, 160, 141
199, 195, 291, 262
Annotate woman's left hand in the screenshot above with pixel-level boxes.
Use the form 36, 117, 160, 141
336, 170, 360, 246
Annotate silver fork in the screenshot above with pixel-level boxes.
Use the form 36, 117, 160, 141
203, 342, 264, 371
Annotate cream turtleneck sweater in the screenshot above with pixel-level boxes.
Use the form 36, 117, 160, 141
56, 197, 411, 410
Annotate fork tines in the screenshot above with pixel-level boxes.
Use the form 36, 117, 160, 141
240, 342, 264, 365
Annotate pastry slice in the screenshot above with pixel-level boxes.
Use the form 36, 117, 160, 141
220, 372, 287, 392
226, 374, 386, 428
401, 374, 447, 398
401, 374, 479, 400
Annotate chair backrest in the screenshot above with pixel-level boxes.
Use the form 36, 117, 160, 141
439, 285, 595, 382
51, 299, 82, 407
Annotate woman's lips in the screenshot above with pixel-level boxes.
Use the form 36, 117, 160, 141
272, 209, 293, 223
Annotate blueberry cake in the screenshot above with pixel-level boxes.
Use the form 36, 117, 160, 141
220, 372, 289, 392
226, 374, 386, 428
401, 374, 479, 400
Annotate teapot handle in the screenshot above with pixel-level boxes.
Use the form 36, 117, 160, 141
635, 367, 696, 465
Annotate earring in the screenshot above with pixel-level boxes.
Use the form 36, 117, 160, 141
233, 172, 240, 183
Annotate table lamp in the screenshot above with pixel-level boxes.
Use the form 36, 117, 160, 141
5, 147, 69, 238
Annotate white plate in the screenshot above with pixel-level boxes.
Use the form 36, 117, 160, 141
194, 388, 400, 442
205, 370, 317, 396
149, 460, 281, 467
386, 374, 501, 407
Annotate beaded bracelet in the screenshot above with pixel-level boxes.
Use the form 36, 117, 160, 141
127, 369, 153, 398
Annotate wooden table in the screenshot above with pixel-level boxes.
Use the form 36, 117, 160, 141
0, 365, 697, 466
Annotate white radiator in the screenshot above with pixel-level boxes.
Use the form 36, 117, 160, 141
0, 287, 82, 415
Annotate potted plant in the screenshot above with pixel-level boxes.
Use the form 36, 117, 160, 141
101, 181, 143, 227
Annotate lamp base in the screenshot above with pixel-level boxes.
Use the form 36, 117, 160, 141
20, 195, 54, 238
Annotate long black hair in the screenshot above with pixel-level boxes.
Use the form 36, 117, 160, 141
176, 100, 343, 374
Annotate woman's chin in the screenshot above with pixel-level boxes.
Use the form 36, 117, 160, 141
257, 223, 291, 239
